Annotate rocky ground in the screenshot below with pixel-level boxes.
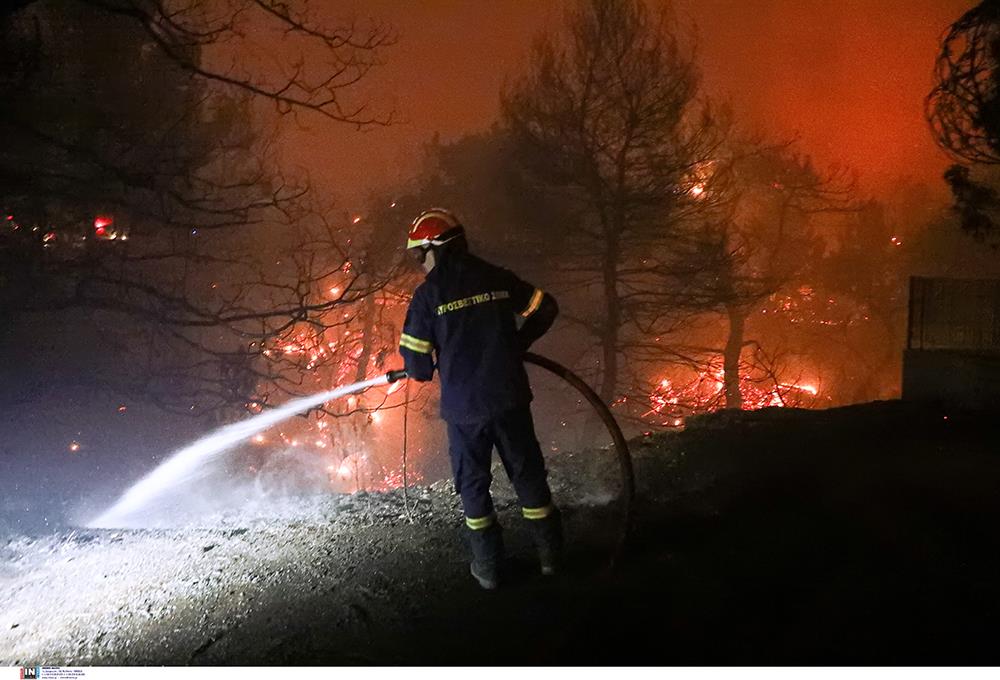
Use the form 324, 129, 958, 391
2, 400, 999, 665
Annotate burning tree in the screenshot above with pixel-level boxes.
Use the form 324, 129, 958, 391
501, 0, 730, 409
498, 0, 859, 425
231, 200, 431, 491
687, 145, 856, 410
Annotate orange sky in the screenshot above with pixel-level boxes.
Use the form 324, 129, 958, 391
286, 0, 974, 207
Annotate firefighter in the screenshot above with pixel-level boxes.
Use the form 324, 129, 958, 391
399, 208, 562, 590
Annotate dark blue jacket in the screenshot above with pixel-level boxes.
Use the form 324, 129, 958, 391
399, 252, 558, 424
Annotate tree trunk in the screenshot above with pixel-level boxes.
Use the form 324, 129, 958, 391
579, 223, 620, 449
354, 291, 377, 383
599, 231, 620, 406
723, 306, 745, 410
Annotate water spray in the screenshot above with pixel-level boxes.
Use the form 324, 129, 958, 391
89, 357, 633, 562
88, 370, 408, 529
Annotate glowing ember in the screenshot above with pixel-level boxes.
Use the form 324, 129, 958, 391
68, 441, 81, 453
647, 363, 822, 425
239, 262, 412, 492
375, 468, 424, 491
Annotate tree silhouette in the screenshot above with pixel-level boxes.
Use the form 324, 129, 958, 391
927, 0, 1000, 244
1, 0, 396, 416
502, 0, 728, 407
703, 146, 855, 408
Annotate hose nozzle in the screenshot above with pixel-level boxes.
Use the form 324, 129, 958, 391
385, 369, 408, 383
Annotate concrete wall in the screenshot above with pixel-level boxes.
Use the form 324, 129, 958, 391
902, 349, 1000, 410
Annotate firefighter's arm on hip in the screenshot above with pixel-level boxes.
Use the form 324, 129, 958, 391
510, 274, 559, 352
399, 287, 436, 381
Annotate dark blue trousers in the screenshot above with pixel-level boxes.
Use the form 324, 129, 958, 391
446, 406, 552, 521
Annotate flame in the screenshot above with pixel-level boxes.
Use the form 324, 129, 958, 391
231, 264, 418, 489
648, 363, 822, 425
780, 383, 818, 396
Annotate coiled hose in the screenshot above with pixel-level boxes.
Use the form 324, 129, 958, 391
524, 352, 635, 565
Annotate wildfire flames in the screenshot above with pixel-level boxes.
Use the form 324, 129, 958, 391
646, 364, 821, 426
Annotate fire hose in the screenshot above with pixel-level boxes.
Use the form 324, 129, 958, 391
385, 352, 635, 565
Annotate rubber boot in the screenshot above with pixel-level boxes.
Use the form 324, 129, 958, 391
528, 507, 564, 576
467, 523, 504, 590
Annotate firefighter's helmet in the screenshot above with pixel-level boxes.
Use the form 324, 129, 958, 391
407, 208, 465, 250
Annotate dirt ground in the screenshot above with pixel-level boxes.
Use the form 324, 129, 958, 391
2, 400, 999, 665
